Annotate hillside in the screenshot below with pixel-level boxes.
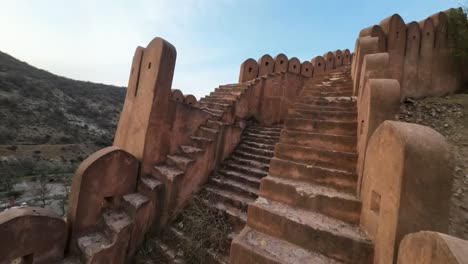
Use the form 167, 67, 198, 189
0, 51, 126, 145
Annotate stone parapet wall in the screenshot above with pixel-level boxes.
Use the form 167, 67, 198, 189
239, 50, 352, 83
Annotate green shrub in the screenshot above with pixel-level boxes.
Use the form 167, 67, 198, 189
447, 6, 468, 68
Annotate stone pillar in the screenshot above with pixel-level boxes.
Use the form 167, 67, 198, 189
360, 121, 454, 264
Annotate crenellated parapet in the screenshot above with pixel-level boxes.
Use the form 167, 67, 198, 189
352, 8, 468, 99
239, 50, 352, 83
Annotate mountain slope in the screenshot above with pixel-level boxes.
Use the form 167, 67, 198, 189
0, 51, 126, 145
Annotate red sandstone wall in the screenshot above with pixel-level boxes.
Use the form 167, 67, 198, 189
239, 50, 351, 83
352, 9, 467, 100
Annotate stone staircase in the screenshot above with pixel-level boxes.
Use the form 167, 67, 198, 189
230, 66, 375, 264
147, 124, 282, 263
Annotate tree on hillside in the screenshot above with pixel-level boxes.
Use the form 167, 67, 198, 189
34, 174, 50, 208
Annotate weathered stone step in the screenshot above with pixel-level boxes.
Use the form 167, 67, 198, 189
293, 103, 357, 112
201, 108, 223, 119
242, 135, 278, 145
247, 198, 374, 263
210, 91, 242, 97
153, 165, 184, 182
237, 144, 274, 157
244, 127, 282, 137
279, 129, 356, 152
300, 91, 354, 98
167, 154, 194, 171
204, 187, 255, 212
207, 120, 228, 130
230, 227, 344, 264
200, 198, 247, 232
196, 126, 219, 140
294, 98, 356, 108
269, 158, 357, 193
209, 177, 258, 199
260, 176, 361, 224
179, 145, 204, 159
215, 86, 247, 93
102, 209, 132, 242
201, 96, 236, 105
152, 239, 184, 264
233, 150, 272, 164
77, 232, 112, 262
285, 118, 357, 136
243, 131, 280, 141
229, 156, 269, 171
223, 163, 268, 179
209, 93, 239, 100
241, 140, 276, 151
190, 136, 213, 148
288, 109, 357, 122
217, 170, 261, 190
198, 101, 231, 111
274, 143, 357, 172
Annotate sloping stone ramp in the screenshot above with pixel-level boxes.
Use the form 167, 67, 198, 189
230, 65, 375, 264
146, 124, 281, 263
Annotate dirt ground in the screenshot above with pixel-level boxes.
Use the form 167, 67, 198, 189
398, 93, 468, 240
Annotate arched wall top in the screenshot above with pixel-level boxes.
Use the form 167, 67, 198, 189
258, 54, 275, 76
274, 54, 289, 73
311, 56, 325, 75
171, 89, 184, 102
380, 14, 406, 35
300, 61, 313, 77
288, 57, 301, 74
0, 207, 67, 263
343, 49, 352, 64
333, 50, 344, 68
239, 58, 259, 83
323, 51, 335, 71
67, 146, 139, 253
184, 94, 197, 105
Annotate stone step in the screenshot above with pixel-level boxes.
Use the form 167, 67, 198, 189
102, 209, 132, 242
279, 129, 356, 152
230, 227, 344, 264
210, 91, 242, 97
288, 109, 357, 122
196, 126, 219, 140
200, 198, 247, 232
237, 144, 274, 157
260, 176, 361, 224
247, 198, 374, 263
198, 101, 231, 111
204, 187, 255, 212
209, 177, 259, 199
153, 165, 185, 182
244, 127, 282, 137
232, 150, 272, 164
293, 103, 357, 112
209, 93, 239, 100
223, 163, 268, 179
243, 131, 280, 141
207, 120, 227, 130
167, 154, 194, 171
241, 140, 276, 151
229, 156, 269, 171
190, 136, 213, 149
300, 91, 354, 98
242, 135, 278, 145
77, 232, 112, 262
302, 86, 353, 92
151, 239, 184, 263
274, 143, 357, 172
294, 98, 356, 108
217, 170, 261, 190
179, 145, 204, 159
269, 158, 357, 194
201, 108, 223, 119
201, 96, 236, 105
285, 118, 357, 136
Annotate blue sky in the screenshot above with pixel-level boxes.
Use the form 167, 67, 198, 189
0, 0, 461, 98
